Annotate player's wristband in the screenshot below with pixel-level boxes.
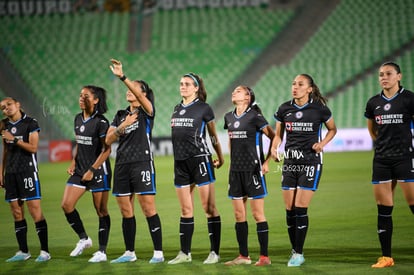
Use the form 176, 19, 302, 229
13, 137, 19, 144
89, 167, 97, 173
119, 75, 127, 81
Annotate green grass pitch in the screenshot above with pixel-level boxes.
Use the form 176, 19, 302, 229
0, 151, 413, 274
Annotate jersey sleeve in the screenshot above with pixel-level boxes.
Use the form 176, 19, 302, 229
274, 105, 285, 122
73, 115, 78, 132
223, 113, 229, 130
110, 111, 122, 128
408, 91, 414, 116
320, 104, 333, 122
255, 112, 269, 130
364, 97, 375, 119
203, 104, 215, 123
97, 116, 110, 138
28, 118, 40, 133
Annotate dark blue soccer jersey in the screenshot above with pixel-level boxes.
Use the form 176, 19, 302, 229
365, 87, 414, 160
274, 99, 332, 164
171, 99, 214, 160
224, 107, 268, 171
74, 112, 110, 175
4, 113, 40, 173
111, 105, 154, 165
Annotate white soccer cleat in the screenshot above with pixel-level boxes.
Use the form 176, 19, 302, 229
168, 251, 192, 264
70, 237, 92, 257
203, 251, 220, 264
88, 251, 107, 263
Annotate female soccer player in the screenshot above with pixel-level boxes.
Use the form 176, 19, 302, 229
168, 73, 224, 264
106, 59, 164, 264
270, 74, 337, 267
1, 97, 51, 262
61, 85, 112, 262
223, 86, 274, 266
365, 62, 414, 268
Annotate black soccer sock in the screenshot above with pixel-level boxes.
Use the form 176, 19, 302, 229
207, 216, 221, 255
65, 209, 88, 240
286, 209, 296, 250
256, 221, 269, 256
35, 219, 49, 253
147, 214, 163, 251
98, 215, 110, 252
15, 219, 28, 253
409, 205, 414, 215
122, 216, 136, 252
377, 204, 393, 257
295, 207, 308, 254
235, 221, 249, 257
179, 217, 194, 255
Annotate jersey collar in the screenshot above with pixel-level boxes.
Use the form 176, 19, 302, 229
126, 106, 140, 115
232, 106, 251, 119
380, 87, 404, 101
6, 111, 26, 125
181, 98, 199, 108
82, 110, 98, 123
291, 98, 313, 109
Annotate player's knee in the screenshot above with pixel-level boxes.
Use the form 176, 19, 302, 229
61, 201, 73, 213
11, 208, 23, 220
202, 203, 216, 216
252, 212, 266, 222
96, 207, 109, 217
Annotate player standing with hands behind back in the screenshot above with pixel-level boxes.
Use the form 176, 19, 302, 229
365, 62, 414, 268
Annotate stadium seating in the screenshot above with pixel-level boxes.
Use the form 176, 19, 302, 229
254, 0, 414, 127
0, 7, 293, 138
1, 0, 413, 137
329, 48, 414, 129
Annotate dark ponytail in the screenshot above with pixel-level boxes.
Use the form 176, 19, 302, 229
243, 86, 264, 115
300, 74, 327, 105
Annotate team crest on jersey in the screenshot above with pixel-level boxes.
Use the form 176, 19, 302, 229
80, 125, 85, 133
383, 103, 391, 111
234, 121, 240, 128
295, 111, 303, 119
10, 127, 17, 134
179, 109, 186, 115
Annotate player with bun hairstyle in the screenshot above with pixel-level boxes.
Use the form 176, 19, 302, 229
106, 59, 164, 264
1, 97, 51, 262
61, 85, 112, 262
365, 62, 414, 268
270, 74, 336, 267
224, 86, 274, 266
